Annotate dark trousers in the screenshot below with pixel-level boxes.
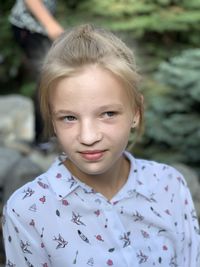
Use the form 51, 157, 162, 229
12, 25, 52, 142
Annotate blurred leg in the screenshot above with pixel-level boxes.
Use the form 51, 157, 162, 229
12, 25, 52, 143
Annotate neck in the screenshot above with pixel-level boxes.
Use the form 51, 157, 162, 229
65, 155, 130, 200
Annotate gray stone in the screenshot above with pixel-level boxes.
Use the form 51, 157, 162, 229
3, 156, 42, 203
0, 94, 34, 143
0, 147, 21, 187
5, 139, 32, 155
29, 150, 57, 172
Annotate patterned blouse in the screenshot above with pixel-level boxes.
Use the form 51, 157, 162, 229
2, 151, 200, 267
9, 0, 56, 35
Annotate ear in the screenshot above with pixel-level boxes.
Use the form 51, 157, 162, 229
131, 94, 143, 128
131, 111, 140, 129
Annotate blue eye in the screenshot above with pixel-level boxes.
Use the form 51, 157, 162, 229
104, 111, 116, 117
62, 115, 77, 122
100, 111, 118, 120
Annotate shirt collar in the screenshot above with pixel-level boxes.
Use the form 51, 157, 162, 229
46, 154, 80, 200
122, 151, 155, 202
46, 151, 153, 201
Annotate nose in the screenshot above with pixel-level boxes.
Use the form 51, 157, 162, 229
78, 120, 102, 145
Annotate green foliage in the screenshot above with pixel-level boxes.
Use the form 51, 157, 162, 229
1, 0, 200, 96
78, 0, 200, 38
135, 49, 200, 166
19, 82, 35, 98
156, 49, 200, 102
0, 1, 22, 94
0, 0, 14, 12
71, 0, 200, 73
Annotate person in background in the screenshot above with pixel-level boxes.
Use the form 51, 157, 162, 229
2, 24, 200, 266
9, 0, 64, 147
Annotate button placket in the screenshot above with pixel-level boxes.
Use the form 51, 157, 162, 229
101, 202, 139, 267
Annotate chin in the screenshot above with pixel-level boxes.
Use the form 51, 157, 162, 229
78, 164, 111, 177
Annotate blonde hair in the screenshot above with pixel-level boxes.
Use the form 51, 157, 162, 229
39, 24, 143, 137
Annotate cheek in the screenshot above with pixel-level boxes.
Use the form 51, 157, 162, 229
106, 123, 132, 141
53, 124, 75, 143
119, 121, 132, 138
56, 132, 74, 152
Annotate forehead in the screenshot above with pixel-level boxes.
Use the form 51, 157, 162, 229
51, 66, 132, 109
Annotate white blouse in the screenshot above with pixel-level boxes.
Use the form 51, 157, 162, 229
2, 152, 200, 267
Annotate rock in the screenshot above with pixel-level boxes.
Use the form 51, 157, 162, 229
28, 150, 57, 172
0, 94, 34, 144
0, 147, 21, 187
3, 155, 42, 202
0, 147, 42, 203
4, 139, 33, 155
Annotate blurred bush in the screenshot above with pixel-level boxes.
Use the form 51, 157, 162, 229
1, 0, 200, 94
133, 49, 200, 168
78, 0, 200, 38
0, 0, 22, 94
75, 0, 200, 72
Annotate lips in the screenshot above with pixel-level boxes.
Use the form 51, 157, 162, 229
79, 150, 106, 161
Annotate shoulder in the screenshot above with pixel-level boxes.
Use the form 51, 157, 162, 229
127, 152, 187, 194
136, 157, 186, 186
128, 154, 192, 215
5, 173, 50, 221
4, 155, 68, 222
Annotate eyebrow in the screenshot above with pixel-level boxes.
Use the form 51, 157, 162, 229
53, 104, 124, 116
52, 110, 76, 116
96, 104, 124, 112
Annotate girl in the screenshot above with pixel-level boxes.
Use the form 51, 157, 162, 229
2, 24, 200, 267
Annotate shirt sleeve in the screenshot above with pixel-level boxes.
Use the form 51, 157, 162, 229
2, 202, 51, 267
179, 178, 200, 267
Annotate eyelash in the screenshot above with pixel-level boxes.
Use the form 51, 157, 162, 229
102, 111, 117, 118
59, 115, 77, 122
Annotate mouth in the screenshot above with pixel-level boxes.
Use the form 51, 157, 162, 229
79, 150, 107, 161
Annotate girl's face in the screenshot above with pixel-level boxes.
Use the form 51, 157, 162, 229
51, 65, 139, 180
